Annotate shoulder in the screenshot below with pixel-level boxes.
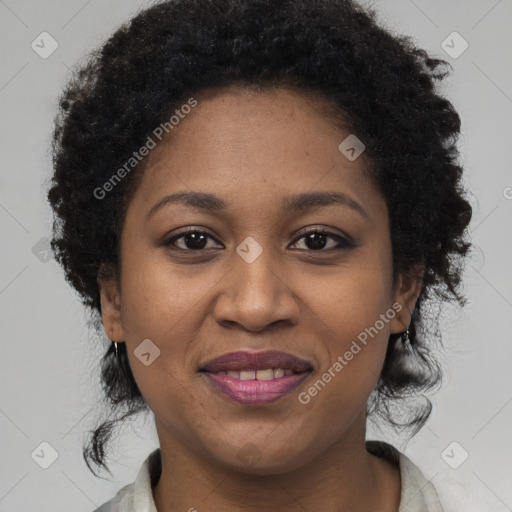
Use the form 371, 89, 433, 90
397, 450, 445, 512
91, 481, 135, 512
366, 440, 445, 512
91, 448, 161, 512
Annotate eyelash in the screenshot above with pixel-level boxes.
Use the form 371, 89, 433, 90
162, 226, 354, 253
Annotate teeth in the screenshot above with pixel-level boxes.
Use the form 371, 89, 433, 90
255, 369, 274, 380
214, 368, 298, 380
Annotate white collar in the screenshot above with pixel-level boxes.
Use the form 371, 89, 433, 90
100, 441, 444, 511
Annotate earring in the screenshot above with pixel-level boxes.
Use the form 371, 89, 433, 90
401, 326, 413, 354
113, 340, 118, 358
396, 311, 413, 354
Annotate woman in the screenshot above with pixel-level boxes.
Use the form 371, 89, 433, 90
47, 0, 473, 510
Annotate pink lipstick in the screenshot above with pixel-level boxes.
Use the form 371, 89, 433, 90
199, 350, 313, 406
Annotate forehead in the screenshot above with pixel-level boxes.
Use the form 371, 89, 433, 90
127, 86, 384, 221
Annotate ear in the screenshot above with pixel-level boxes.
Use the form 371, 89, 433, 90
97, 263, 125, 343
390, 263, 425, 334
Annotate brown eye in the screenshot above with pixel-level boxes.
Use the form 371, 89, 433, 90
162, 228, 222, 251
162, 227, 354, 253
290, 228, 354, 251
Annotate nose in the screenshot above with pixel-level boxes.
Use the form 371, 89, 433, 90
212, 247, 301, 333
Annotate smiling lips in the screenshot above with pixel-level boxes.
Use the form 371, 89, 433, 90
200, 349, 314, 373
199, 350, 313, 405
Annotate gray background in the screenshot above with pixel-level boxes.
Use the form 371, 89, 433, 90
1, 0, 511, 510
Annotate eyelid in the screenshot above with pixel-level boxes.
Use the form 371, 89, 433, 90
162, 225, 355, 251
162, 226, 223, 248
291, 225, 355, 245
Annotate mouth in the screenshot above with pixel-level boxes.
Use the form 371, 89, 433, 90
198, 350, 314, 405
199, 368, 307, 380
199, 349, 314, 374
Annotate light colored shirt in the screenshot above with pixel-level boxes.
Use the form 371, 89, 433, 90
93, 440, 444, 512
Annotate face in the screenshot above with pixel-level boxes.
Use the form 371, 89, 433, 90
99, 86, 423, 473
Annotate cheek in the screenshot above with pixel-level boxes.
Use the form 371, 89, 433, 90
119, 255, 203, 339
305, 263, 393, 403
313, 259, 393, 342
118, 273, 199, 416
116, 258, 203, 400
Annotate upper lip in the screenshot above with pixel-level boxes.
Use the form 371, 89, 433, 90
200, 350, 314, 373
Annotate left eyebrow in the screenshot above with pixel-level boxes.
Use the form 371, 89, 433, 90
282, 191, 369, 220
145, 190, 369, 222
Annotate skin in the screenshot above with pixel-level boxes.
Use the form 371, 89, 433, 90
99, 86, 424, 512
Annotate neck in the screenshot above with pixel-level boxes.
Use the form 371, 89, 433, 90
152, 412, 401, 511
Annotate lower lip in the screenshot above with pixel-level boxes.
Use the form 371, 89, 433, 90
201, 371, 312, 405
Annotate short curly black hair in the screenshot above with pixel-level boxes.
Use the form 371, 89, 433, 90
46, 0, 473, 477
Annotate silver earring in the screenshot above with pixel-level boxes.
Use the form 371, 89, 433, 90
114, 340, 118, 358
401, 327, 413, 354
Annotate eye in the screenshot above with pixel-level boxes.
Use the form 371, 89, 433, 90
162, 227, 222, 251
162, 226, 354, 252
289, 227, 354, 251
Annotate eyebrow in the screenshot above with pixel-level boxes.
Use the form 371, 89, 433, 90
145, 190, 369, 221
